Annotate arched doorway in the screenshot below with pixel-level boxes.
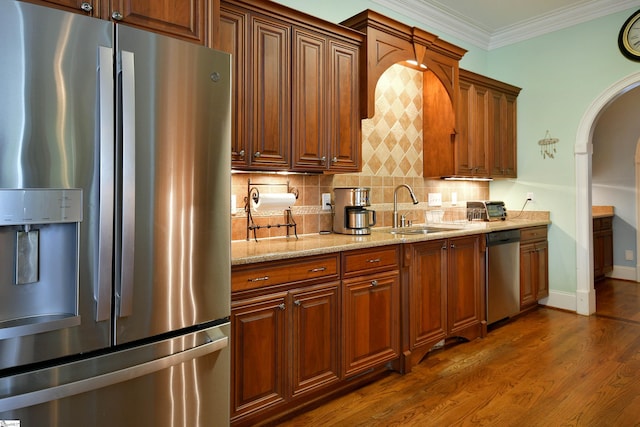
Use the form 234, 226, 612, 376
575, 71, 640, 315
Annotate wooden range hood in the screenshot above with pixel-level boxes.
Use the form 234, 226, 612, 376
341, 10, 467, 120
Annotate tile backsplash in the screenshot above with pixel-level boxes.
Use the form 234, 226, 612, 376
231, 64, 488, 241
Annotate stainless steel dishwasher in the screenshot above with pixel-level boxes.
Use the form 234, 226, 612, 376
486, 229, 521, 325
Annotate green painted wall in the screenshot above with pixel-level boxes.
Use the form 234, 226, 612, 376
273, 0, 640, 299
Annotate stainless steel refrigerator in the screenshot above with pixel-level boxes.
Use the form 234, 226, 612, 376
0, 1, 231, 425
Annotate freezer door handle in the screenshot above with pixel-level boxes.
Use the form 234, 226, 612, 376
0, 328, 228, 413
96, 46, 115, 322
118, 50, 136, 318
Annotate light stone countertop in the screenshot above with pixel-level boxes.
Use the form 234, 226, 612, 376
592, 205, 614, 218
232, 212, 551, 266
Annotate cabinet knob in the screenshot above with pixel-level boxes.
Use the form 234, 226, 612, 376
277, 303, 285, 310
442, 245, 447, 250
254, 151, 261, 158
238, 149, 245, 159
371, 280, 378, 287
320, 156, 326, 164
80, 2, 93, 12
331, 156, 338, 163
112, 11, 123, 20
294, 300, 301, 306
450, 244, 456, 249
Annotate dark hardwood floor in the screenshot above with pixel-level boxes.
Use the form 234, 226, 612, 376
276, 278, 640, 426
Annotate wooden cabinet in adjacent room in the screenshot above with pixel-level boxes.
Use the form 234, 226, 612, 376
593, 216, 613, 281
219, 0, 363, 172
230, 254, 341, 426
402, 234, 485, 372
341, 246, 400, 377
520, 226, 549, 310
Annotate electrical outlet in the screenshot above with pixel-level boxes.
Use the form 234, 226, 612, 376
625, 250, 634, 261
526, 192, 534, 201
428, 193, 442, 207
321, 193, 331, 210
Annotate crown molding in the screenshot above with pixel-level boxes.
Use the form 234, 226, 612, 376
372, 0, 640, 51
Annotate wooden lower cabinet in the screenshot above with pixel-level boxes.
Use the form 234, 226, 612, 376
231, 282, 340, 425
402, 235, 485, 372
520, 226, 549, 310
342, 271, 400, 377
593, 216, 613, 281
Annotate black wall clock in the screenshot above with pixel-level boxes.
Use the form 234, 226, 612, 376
619, 9, 640, 61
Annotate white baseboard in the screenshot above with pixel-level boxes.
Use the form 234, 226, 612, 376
609, 265, 638, 282
538, 290, 577, 313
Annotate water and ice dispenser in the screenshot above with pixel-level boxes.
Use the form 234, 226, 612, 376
0, 189, 83, 339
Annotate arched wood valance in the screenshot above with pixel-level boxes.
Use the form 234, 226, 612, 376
341, 10, 466, 119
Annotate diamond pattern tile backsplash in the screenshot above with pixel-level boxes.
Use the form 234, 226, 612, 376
361, 64, 424, 178
231, 64, 489, 240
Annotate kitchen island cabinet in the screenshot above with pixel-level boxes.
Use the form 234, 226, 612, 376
26, 0, 214, 45
402, 234, 485, 372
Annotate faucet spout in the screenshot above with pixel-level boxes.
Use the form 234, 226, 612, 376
393, 184, 419, 228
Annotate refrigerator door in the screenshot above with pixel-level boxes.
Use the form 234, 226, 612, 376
0, 324, 230, 426
0, 1, 113, 369
113, 26, 231, 344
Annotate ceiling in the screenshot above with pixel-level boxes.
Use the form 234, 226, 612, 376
372, 0, 640, 50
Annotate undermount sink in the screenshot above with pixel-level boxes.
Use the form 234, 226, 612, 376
386, 226, 459, 235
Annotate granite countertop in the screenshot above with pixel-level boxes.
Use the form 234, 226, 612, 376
232, 212, 551, 265
592, 205, 614, 218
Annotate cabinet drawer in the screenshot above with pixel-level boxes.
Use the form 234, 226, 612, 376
342, 246, 400, 278
232, 254, 339, 292
520, 226, 547, 242
593, 216, 612, 231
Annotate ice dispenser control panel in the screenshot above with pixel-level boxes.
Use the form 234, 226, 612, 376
0, 189, 83, 225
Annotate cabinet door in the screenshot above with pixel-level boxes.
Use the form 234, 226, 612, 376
328, 39, 360, 172
456, 81, 489, 176
291, 28, 327, 171
219, 4, 249, 167
342, 271, 400, 377
535, 241, 549, 300
519, 242, 537, 309
447, 235, 484, 335
249, 14, 291, 169
111, 0, 207, 44
490, 91, 517, 177
290, 283, 340, 398
423, 70, 455, 177
408, 240, 447, 350
24, 0, 99, 16
231, 294, 288, 419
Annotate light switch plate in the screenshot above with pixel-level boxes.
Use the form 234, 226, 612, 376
428, 193, 442, 207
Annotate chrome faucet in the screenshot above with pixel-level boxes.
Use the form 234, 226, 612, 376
393, 184, 419, 228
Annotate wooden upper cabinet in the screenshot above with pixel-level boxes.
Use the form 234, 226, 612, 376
249, 14, 291, 169
423, 70, 455, 178
23, 0, 100, 16
220, 0, 363, 173
458, 69, 521, 179
110, 0, 209, 44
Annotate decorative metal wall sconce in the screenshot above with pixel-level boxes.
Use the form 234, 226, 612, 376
538, 130, 558, 159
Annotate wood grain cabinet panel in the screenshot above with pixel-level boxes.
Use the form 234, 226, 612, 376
593, 217, 613, 281
520, 226, 549, 310
402, 234, 485, 372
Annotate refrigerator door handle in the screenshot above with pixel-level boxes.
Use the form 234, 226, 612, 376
118, 50, 136, 318
96, 46, 115, 322
0, 328, 228, 413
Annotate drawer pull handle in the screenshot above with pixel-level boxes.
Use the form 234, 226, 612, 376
367, 258, 381, 263
309, 267, 327, 273
248, 276, 269, 282
371, 280, 378, 287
